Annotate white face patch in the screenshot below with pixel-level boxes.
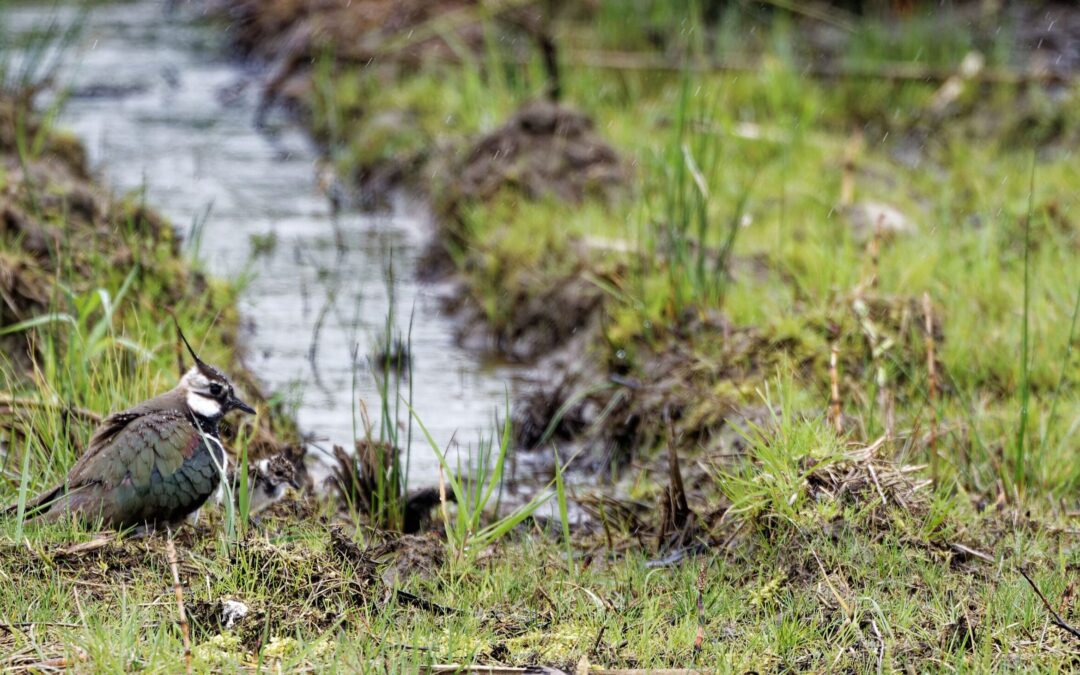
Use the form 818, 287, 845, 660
180, 367, 210, 390
186, 390, 223, 418
249, 482, 285, 515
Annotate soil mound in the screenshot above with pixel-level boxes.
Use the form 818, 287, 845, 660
0, 98, 171, 369
219, 0, 496, 113
448, 100, 627, 205
221, 0, 480, 62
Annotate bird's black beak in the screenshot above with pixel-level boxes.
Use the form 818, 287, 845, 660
230, 395, 256, 415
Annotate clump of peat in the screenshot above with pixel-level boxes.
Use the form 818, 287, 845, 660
331, 441, 451, 533
370, 335, 412, 374
442, 100, 627, 207
219, 0, 547, 119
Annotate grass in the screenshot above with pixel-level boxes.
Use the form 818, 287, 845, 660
412, 397, 553, 558
3, 0, 1080, 671
1, 428, 1078, 670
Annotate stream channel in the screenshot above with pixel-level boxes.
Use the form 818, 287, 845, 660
4, 0, 523, 488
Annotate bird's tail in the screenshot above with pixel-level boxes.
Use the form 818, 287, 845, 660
1, 483, 67, 521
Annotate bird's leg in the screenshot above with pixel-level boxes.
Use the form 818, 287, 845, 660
125, 522, 158, 540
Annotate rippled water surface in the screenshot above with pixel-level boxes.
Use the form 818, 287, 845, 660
3, 1, 517, 484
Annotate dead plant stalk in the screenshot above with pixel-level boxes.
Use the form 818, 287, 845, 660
923, 293, 939, 479
829, 344, 843, 434
165, 532, 192, 674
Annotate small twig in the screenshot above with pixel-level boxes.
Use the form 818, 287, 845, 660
12, 647, 88, 672
950, 543, 994, 565
437, 464, 451, 540
839, 127, 861, 207
866, 462, 889, 507
923, 293, 940, 480
165, 531, 192, 673
597, 499, 615, 557
72, 586, 88, 629
829, 344, 844, 434
693, 557, 707, 654
870, 619, 885, 675
1019, 566, 1080, 641
591, 623, 607, 657
811, 548, 851, 620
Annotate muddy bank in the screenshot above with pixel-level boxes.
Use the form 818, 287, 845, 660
0, 91, 294, 455
0, 98, 178, 377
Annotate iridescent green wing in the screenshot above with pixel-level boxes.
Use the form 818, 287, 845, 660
70, 411, 190, 486
68, 411, 220, 525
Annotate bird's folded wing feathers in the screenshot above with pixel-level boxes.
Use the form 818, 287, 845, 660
68, 410, 198, 490
4, 404, 201, 520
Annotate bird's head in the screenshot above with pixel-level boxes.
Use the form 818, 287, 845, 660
255, 454, 304, 492
174, 322, 256, 420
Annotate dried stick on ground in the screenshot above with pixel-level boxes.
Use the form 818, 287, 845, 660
693, 557, 707, 654
165, 532, 192, 674
923, 293, 939, 478
1019, 567, 1080, 641
657, 414, 695, 552
840, 128, 862, 207
829, 344, 843, 434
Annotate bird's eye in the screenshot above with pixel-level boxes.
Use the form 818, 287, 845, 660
208, 383, 223, 397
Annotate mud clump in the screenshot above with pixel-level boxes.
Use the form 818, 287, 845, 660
514, 312, 760, 467
366, 531, 447, 586
218, 0, 510, 115
219, 0, 481, 63
453, 265, 606, 363
330, 441, 455, 533
0, 96, 175, 370
445, 100, 627, 207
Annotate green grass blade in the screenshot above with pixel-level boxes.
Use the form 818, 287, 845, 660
237, 442, 249, 536
0, 312, 77, 336
1013, 159, 1035, 492
14, 436, 34, 541
553, 447, 572, 575
1039, 279, 1080, 456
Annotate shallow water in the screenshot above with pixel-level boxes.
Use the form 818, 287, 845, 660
2, 1, 517, 485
